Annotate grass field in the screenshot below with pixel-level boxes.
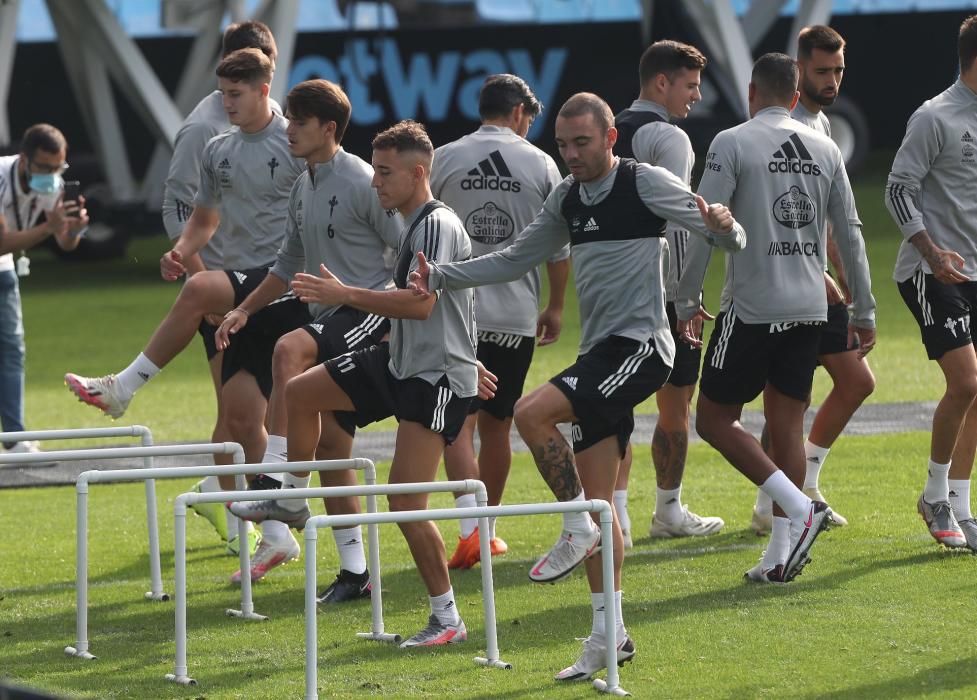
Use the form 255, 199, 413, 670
2, 158, 971, 697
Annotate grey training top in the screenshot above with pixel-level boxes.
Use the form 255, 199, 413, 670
677, 106, 875, 328
194, 112, 302, 270
162, 91, 283, 269
390, 202, 477, 398
791, 100, 831, 138
886, 79, 977, 282
624, 99, 695, 301
427, 158, 747, 369
270, 148, 402, 318
430, 125, 568, 337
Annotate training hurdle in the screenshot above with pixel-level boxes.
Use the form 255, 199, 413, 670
303, 500, 628, 699
67, 457, 379, 660
168, 478, 490, 687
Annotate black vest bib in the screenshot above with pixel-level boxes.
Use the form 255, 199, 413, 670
394, 200, 447, 289
560, 158, 666, 245
613, 107, 667, 160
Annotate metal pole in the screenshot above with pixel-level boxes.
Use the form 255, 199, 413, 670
304, 525, 318, 700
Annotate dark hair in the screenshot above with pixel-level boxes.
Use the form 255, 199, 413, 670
557, 92, 614, 133
478, 74, 542, 121
638, 40, 707, 85
21, 123, 67, 159
372, 120, 433, 156
286, 80, 352, 144
216, 48, 273, 85
960, 15, 977, 73
222, 20, 277, 63
797, 25, 845, 60
751, 53, 799, 102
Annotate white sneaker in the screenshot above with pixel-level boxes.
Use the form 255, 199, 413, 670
229, 531, 300, 584
529, 527, 601, 584
554, 635, 636, 681
65, 373, 131, 419
744, 559, 786, 584
784, 501, 832, 582
2, 440, 56, 467
649, 505, 724, 538
804, 487, 848, 526
750, 507, 773, 536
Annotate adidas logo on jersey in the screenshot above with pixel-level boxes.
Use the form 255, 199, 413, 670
218, 158, 231, 169
461, 150, 522, 192
963, 131, 975, 143
768, 133, 822, 176
562, 376, 578, 390
233, 271, 248, 284
583, 217, 599, 232
310, 323, 324, 334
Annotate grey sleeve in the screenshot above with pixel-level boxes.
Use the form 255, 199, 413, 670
635, 162, 746, 252
827, 161, 876, 328
269, 185, 306, 283
430, 189, 570, 291
885, 108, 941, 240
430, 147, 448, 198
163, 122, 211, 239
193, 138, 222, 209
646, 128, 695, 243
543, 158, 571, 263
674, 235, 713, 321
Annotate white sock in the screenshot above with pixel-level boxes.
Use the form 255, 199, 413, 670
949, 479, 972, 521
614, 589, 626, 642
456, 494, 477, 538
804, 440, 831, 490
430, 588, 460, 626
759, 470, 812, 522
613, 490, 630, 533
332, 526, 367, 574
280, 472, 310, 512
590, 592, 607, 639
261, 518, 290, 546
488, 516, 498, 541
754, 488, 773, 515
655, 485, 683, 524
924, 459, 951, 503
761, 516, 790, 568
115, 353, 160, 397
263, 434, 287, 463
562, 492, 594, 535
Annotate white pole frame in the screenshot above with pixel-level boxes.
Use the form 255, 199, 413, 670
63, 457, 377, 660
303, 500, 627, 698
167, 478, 489, 686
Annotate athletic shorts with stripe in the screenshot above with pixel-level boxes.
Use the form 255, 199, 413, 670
817, 302, 851, 357
666, 301, 702, 387
325, 343, 475, 445
196, 267, 271, 361
550, 335, 671, 457
221, 292, 312, 397
468, 330, 535, 420
898, 272, 977, 360
302, 306, 391, 437
700, 310, 822, 404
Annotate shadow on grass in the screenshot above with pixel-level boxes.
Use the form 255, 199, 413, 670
793, 655, 977, 699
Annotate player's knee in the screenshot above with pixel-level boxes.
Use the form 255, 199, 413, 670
694, 408, 719, 445
177, 272, 216, 310
387, 493, 422, 513
947, 375, 977, 405
848, 369, 876, 402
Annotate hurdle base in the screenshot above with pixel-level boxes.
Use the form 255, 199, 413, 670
474, 656, 512, 670
356, 631, 402, 644
144, 590, 170, 602
592, 678, 630, 696
64, 645, 96, 660
225, 608, 269, 621
164, 673, 197, 686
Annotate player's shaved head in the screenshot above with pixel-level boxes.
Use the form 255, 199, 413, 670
558, 93, 614, 133
751, 53, 799, 104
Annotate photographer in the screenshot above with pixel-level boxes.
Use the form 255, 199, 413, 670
0, 123, 88, 458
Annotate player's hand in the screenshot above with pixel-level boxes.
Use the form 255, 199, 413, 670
407, 252, 432, 297
696, 195, 734, 235
161, 248, 186, 281
847, 324, 876, 359
926, 245, 969, 285
476, 360, 497, 401
215, 308, 249, 351
292, 263, 347, 305
676, 318, 703, 348
204, 313, 224, 327
536, 306, 563, 346
687, 304, 714, 342
824, 271, 845, 305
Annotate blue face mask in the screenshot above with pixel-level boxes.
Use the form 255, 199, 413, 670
29, 172, 63, 194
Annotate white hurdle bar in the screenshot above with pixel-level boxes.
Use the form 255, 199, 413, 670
168, 478, 489, 687
303, 500, 628, 699
59, 442, 246, 659
68, 458, 377, 661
